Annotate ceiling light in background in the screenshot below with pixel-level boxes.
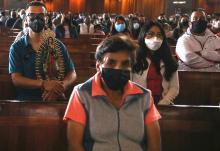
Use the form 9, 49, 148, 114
173, 1, 186, 4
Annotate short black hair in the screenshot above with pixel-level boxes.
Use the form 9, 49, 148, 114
26, 1, 46, 10
95, 35, 137, 65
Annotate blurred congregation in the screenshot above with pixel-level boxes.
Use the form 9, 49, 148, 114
0, 0, 220, 151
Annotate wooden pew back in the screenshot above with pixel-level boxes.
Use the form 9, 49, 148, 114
0, 102, 220, 151
159, 105, 220, 151
0, 101, 67, 151
175, 71, 220, 105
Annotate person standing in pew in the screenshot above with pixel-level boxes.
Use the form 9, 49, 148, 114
176, 10, 220, 69
9, 1, 77, 101
64, 35, 161, 151
132, 21, 179, 105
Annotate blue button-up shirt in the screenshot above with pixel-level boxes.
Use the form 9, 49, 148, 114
9, 34, 75, 101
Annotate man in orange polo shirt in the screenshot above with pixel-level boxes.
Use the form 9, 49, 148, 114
64, 35, 161, 151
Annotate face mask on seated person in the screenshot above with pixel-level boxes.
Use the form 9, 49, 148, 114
191, 20, 207, 34
115, 23, 126, 32
29, 16, 45, 33
20, 14, 26, 20
145, 37, 163, 51
101, 68, 130, 90
212, 20, 220, 29
133, 23, 140, 30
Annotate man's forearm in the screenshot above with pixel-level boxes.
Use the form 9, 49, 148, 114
63, 70, 77, 90
11, 73, 43, 89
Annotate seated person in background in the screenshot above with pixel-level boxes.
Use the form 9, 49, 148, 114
176, 10, 220, 68
138, 14, 146, 27
162, 22, 176, 45
157, 13, 168, 24
12, 9, 26, 30
100, 13, 112, 34
168, 15, 177, 30
128, 16, 141, 39
132, 21, 179, 105
55, 13, 78, 39
5, 10, 17, 28
109, 15, 130, 36
79, 16, 94, 34
0, 11, 7, 26
52, 13, 62, 30
9, 1, 77, 101
14, 18, 29, 42
211, 13, 220, 35
163, 23, 173, 39
173, 14, 189, 42
64, 35, 161, 151
93, 24, 105, 35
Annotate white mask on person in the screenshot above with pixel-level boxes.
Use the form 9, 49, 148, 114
213, 20, 220, 29
145, 37, 163, 51
133, 23, 140, 30
20, 14, 25, 20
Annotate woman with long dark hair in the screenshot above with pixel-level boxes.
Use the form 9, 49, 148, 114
128, 16, 141, 39
132, 20, 179, 105
109, 15, 130, 36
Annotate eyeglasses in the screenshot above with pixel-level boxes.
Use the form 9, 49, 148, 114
145, 32, 163, 39
27, 13, 45, 19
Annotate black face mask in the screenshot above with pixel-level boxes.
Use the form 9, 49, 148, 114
101, 68, 130, 91
191, 20, 207, 34
29, 17, 45, 33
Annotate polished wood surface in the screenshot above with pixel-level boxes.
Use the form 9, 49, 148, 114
175, 71, 220, 105
0, 101, 67, 151
0, 101, 220, 151
158, 105, 220, 151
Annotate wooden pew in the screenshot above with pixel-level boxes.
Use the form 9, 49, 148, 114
0, 51, 9, 68
0, 101, 67, 151
60, 35, 103, 53
0, 26, 20, 37
0, 101, 220, 151
158, 105, 220, 151
175, 70, 220, 105
0, 74, 16, 99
